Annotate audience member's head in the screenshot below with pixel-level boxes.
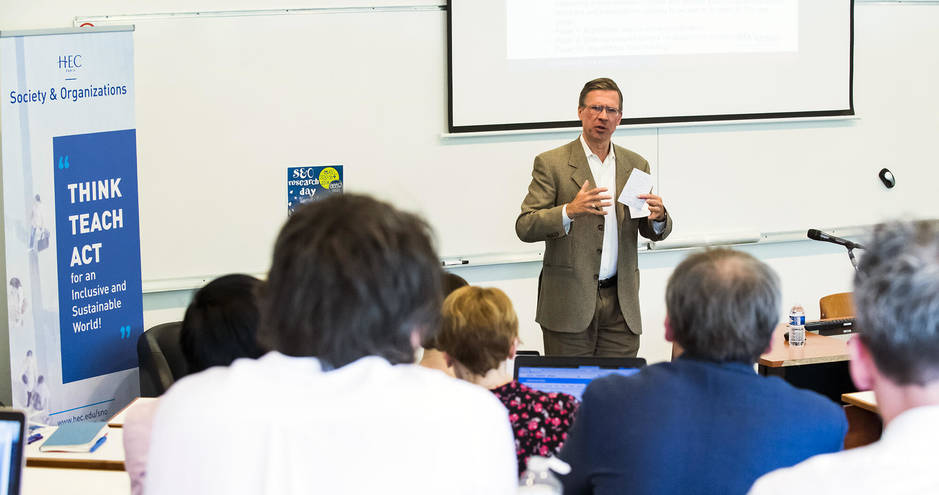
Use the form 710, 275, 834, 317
257, 193, 442, 369
746, 225, 939, 494
850, 221, 939, 415
665, 248, 780, 363
180, 274, 265, 373
437, 286, 519, 379
443, 271, 470, 295
421, 271, 469, 350
418, 272, 469, 376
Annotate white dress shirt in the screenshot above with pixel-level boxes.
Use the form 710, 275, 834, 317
578, 134, 618, 279
748, 405, 939, 494
562, 135, 665, 280
145, 352, 518, 495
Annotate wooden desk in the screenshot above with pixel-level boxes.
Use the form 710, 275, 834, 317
758, 324, 850, 369
758, 325, 854, 402
26, 427, 125, 471
841, 391, 881, 449
24, 467, 130, 495
842, 390, 878, 412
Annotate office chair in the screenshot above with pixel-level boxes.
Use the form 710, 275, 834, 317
137, 322, 189, 397
820, 292, 855, 319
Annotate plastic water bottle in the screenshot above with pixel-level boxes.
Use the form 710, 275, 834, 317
518, 456, 571, 494
788, 305, 806, 347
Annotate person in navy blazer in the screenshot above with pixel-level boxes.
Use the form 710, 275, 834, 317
559, 248, 847, 495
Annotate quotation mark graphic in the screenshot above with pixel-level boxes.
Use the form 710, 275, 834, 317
57, 155, 70, 170
119, 326, 132, 339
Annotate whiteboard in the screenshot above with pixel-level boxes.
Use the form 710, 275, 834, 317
659, 3, 939, 242
87, 9, 657, 283
82, 2, 939, 285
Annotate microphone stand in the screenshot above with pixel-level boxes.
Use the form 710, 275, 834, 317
847, 247, 860, 272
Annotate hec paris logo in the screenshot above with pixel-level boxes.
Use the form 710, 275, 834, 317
58, 54, 83, 76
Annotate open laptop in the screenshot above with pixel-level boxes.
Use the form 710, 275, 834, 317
513, 356, 646, 401
0, 410, 26, 495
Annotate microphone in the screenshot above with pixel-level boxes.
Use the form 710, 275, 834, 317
807, 229, 865, 250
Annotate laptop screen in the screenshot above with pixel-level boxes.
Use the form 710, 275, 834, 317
514, 357, 645, 401
0, 411, 25, 495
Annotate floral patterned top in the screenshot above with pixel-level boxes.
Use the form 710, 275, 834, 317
491, 380, 579, 475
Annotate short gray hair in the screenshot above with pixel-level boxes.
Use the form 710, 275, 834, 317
854, 220, 939, 385
666, 248, 781, 363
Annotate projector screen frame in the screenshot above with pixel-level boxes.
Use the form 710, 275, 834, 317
446, 0, 855, 134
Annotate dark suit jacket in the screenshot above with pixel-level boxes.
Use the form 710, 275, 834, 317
559, 356, 848, 495
516, 138, 672, 334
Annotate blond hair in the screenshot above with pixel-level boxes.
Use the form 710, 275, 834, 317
437, 286, 519, 376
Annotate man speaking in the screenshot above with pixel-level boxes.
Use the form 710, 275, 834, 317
516, 78, 672, 357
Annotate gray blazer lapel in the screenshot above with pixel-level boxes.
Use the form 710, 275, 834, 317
569, 140, 594, 190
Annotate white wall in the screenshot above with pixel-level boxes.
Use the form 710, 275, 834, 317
0, 1, 936, 405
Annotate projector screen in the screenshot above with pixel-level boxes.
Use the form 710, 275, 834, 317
448, 0, 853, 132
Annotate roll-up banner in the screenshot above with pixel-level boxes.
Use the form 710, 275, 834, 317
1, 27, 142, 424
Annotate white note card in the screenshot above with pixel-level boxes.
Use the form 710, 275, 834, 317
618, 169, 654, 218
628, 203, 651, 219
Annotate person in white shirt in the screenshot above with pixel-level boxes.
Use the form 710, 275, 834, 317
750, 220, 939, 494
124, 273, 266, 495
145, 194, 518, 495
418, 272, 468, 377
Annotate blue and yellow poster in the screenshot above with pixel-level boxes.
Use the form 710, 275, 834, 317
286, 165, 343, 215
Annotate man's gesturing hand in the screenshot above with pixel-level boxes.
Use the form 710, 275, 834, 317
639, 193, 667, 221
567, 180, 613, 219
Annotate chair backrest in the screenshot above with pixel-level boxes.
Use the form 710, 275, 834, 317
137, 322, 189, 397
820, 292, 855, 319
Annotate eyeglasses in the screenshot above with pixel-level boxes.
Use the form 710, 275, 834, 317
585, 105, 622, 117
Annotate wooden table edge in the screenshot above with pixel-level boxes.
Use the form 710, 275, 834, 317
26, 457, 126, 471
841, 392, 879, 413
758, 352, 851, 368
